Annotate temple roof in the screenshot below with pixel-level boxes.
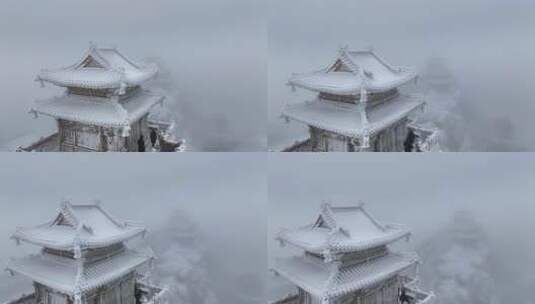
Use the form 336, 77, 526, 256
277, 203, 411, 254
288, 49, 417, 94
282, 94, 424, 139
6, 249, 150, 295
12, 201, 146, 250
36, 44, 158, 90
273, 252, 418, 300
30, 90, 164, 128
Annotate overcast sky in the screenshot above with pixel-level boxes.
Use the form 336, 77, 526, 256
0, 0, 266, 151
268, 0, 535, 150
0, 153, 266, 302
268, 153, 535, 300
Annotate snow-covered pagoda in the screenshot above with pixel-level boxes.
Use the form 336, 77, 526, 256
4, 201, 166, 304
282, 48, 439, 152
272, 203, 434, 304
19, 43, 183, 152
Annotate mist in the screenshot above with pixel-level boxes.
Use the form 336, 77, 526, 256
268, 0, 535, 151
268, 153, 535, 303
0, 154, 266, 304
0, 0, 266, 151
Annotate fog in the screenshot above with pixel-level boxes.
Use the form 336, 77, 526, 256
268, 153, 535, 303
0, 0, 266, 151
0, 154, 266, 303
268, 0, 535, 151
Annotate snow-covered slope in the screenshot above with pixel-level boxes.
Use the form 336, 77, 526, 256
150, 211, 217, 304
418, 211, 500, 304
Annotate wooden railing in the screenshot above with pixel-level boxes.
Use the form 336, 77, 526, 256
135, 282, 167, 304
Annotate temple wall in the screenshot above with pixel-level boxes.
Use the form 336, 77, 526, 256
124, 115, 150, 152
57, 116, 150, 152
84, 272, 136, 304
371, 119, 409, 152
334, 276, 400, 304
33, 272, 136, 304
34, 283, 69, 304
309, 127, 350, 152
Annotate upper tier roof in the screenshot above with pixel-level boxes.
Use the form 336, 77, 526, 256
36, 44, 158, 90
288, 49, 417, 94
273, 252, 418, 300
277, 203, 411, 254
6, 249, 150, 295
12, 201, 146, 251
282, 94, 424, 139
30, 90, 164, 128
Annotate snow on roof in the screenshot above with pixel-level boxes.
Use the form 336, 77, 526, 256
288, 49, 417, 94
6, 249, 150, 295
277, 203, 411, 254
12, 201, 146, 250
282, 94, 424, 138
30, 90, 164, 128
36, 44, 158, 89
273, 252, 418, 300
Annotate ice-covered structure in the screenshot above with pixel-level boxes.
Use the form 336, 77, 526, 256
18, 43, 184, 152
282, 48, 439, 152
271, 203, 434, 304
4, 201, 166, 304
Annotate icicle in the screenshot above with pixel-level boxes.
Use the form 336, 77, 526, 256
29, 109, 38, 119
74, 293, 82, 304
118, 82, 127, 95
322, 249, 334, 263
121, 126, 131, 137
361, 133, 370, 150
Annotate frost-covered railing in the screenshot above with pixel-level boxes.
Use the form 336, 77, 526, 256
136, 281, 167, 304
3, 293, 35, 304
147, 118, 185, 152
17, 133, 59, 152
282, 138, 313, 152
401, 276, 435, 304
408, 124, 440, 152
271, 293, 299, 304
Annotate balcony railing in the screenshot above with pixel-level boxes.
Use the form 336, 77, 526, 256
401, 276, 435, 304
408, 123, 440, 152
135, 281, 167, 304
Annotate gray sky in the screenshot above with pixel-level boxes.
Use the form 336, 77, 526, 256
268, 0, 535, 150
268, 153, 535, 300
0, 0, 266, 151
0, 153, 266, 303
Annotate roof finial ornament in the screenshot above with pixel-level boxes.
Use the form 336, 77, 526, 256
89, 41, 97, 51
338, 45, 349, 56
61, 198, 71, 209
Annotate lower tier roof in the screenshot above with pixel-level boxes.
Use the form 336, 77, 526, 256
6, 249, 151, 295
273, 252, 417, 300
282, 95, 424, 138
30, 90, 164, 128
